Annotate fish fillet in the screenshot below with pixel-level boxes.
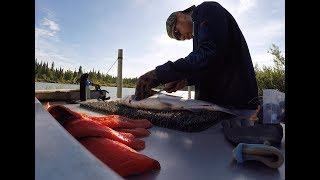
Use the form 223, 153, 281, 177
64, 118, 145, 150
46, 103, 145, 150
46, 104, 87, 124
81, 114, 153, 129
46, 103, 152, 129
45, 103, 161, 176
79, 137, 161, 177
118, 92, 239, 116
113, 128, 151, 138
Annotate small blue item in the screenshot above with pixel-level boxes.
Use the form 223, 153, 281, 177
87, 80, 92, 86
232, 143, 284, 168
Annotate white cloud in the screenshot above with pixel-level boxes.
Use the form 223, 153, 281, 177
150, 34, 193, 63
35, 28, 50, 38
237, 0, 256, 14
252, 48, 285, 69
42, 18, 60, 31
241, 18, 285, 55
35, 9, 82, 72
251, 52, 274, 68
102, 33, 193, 78
252, 19, 284, 39
35, 9, 60, 40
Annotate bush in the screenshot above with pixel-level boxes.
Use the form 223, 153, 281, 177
255, 44, 285, 96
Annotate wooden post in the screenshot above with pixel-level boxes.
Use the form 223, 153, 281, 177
188, 86, 191, 99
117, 49, 123, 98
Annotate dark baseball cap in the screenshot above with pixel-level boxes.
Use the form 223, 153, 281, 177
166, 5, 196, 39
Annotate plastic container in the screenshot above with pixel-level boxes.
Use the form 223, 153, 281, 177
262, 89, 285, 124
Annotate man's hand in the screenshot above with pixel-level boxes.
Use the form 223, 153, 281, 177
164, 79, 188, 93
135, 70, 160, 101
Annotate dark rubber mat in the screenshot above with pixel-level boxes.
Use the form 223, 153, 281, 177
80, 101, 235, 132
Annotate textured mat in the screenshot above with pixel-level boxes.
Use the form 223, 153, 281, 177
80, 101, 235, 132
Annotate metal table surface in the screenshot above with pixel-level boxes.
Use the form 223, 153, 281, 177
35, 99, 285, 180
35, 98, 123, 180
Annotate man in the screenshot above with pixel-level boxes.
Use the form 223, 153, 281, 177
135, 1, 258, 110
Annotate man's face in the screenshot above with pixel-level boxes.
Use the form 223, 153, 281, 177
174, 12, 193, 41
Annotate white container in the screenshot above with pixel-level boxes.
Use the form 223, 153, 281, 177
85, 86, 91, 99
263, 89, 285, 124
85, 80, 91, 100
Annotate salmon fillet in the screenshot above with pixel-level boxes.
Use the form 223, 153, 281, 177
46, 104, 145, 150
45, 103, 161, 176
64, 118, 145, 150
81, 114, 153, 129
46, 104, 90, 125
79, 137, 161, 177
46, 103, 153, 130
113, 127, 151, 138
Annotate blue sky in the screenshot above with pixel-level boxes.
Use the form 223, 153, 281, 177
35, 0, 285, 78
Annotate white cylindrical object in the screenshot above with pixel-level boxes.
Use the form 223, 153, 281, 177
86, 85, 90, 99
117, 49, 123, 98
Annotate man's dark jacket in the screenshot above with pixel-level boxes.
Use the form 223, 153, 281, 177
155, 1, 258, 109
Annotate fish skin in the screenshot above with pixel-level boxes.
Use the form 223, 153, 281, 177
79, 137, 161, 177
119, 92, 240, 116
63, 118, 145, 150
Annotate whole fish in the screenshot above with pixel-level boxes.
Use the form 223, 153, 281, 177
118, 92, 240, 116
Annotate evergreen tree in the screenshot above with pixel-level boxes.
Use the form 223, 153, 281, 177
64, 69, 74, 82
78, 66, 83, 77
51, 62, 55, 71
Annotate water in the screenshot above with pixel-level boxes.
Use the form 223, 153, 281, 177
35, 82, 135, 99
35, 82, 194, 99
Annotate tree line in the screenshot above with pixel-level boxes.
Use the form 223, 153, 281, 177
35, 59, 138, 88
35, 44, 285, 95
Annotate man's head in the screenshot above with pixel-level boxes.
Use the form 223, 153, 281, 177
166, 5, 195, 41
